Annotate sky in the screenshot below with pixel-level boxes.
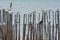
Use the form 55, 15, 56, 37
0, 0, 60, 13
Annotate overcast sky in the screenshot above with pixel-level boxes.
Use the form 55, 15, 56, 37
0, 0, 60, 13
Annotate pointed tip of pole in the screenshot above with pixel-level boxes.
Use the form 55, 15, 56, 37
49, 9, 52, 11
56, 8, 59, 11
33, 11, 36, 13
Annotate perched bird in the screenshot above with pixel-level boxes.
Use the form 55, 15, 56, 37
39, 20, 43, 24
10, 2, 12, 9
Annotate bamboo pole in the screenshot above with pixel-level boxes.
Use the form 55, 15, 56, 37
26, 14, 29, 40
33, 11, 36, 40
57, 9, 59, 40
46, 12, 49, 40
9, 14, 13, 40
2, 26, 4, 40
6, 16, 9, 40
31, 23, 34, 40
37, 24, 39, 40
22, 14, 26, 40
0, 25, 3, 40
15, 12, 19, 40
16, 20, 17, 40
31, 22, 34, 40
30, 24, 32, 40
55, 9, 59, 40
54, 11, 56, 40
30, 14, 32, 40
22, 24, 26, 40
0, 10, 3, 40
48, 10, 51, 40
42, 10, 44, 40
25, 14, 27, 40
57, 11, 59, 40
38, 13, 41, 40
36, 13, 40, 40
18, 14, 20, 40
38, 24, 40, 40
47, 11, 49, 40
55, 11, 57, 40
33, 14, 35, 40
15, 13, 19, 40
42, 10, 45, 40
52, 11, 54, 40
49, 10, 52, 40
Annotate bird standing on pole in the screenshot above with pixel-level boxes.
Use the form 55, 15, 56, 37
10, 2, 12, 9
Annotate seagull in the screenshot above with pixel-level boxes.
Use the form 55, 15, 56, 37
10, 2, 12, 9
